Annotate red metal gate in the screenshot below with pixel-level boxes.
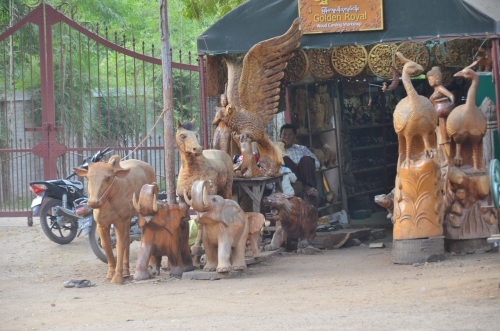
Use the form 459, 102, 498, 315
0, 3, 200, 218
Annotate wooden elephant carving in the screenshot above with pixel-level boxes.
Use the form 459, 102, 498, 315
133, 183, 194, 279
185, 180, 249, 273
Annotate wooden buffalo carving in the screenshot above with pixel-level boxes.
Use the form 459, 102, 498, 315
74, 155, 155, 284
263, 193, 317, 251
133, 183, 194, 279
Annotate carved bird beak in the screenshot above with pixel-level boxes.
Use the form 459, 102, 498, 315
453, 71, 465, 77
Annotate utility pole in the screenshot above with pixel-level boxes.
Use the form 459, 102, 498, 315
159, 0, 176, 205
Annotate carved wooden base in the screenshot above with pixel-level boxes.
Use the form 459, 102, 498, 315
445, 238, 495, 255
393, 159, 444, 239
443, 167, 499, 239
392, 237, 445, 264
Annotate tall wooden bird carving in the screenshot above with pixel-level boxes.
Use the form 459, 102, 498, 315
222, 18, 303, 176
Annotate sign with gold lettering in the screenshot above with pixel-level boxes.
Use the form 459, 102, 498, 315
298, 0, 384, 34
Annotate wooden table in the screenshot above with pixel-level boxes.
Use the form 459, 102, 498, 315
232, 174, 284, 213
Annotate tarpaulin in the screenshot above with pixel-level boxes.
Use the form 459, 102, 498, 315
197, 0, 500, 55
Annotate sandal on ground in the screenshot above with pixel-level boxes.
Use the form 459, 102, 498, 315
75, 280, 96, 288
63, 280, 81, 288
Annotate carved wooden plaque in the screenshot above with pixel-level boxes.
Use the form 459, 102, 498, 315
368, 43, 398, 79
306, 48, 335, 79
341, 74, 368, 96
283, 49, 309, 83
435, 40, 471, 68
331, 45, 367, 77
206, 55, 227, 97
393, 42, 430, 76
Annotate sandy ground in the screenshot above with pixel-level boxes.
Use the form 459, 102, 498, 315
0, 217, 499, 331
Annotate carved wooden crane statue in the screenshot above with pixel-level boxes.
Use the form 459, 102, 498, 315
222, 18, 303, 177
446, 61, 487, 170
393, 52, 437, 168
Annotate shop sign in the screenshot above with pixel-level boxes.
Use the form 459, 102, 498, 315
298, 0, 384, 34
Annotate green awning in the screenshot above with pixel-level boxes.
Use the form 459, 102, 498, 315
197, 0, 500, 55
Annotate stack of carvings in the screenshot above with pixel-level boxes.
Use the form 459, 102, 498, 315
392, 52, 444, 240
291, 84, 334, 134
211, 18, 303, 179
441, 63, 498, 240
388, 52, 498, 252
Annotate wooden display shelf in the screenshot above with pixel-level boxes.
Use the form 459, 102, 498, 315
318, 201, 342, 213
351, 166, 385, 174
348, 124, 383, 130
316, 165, 339, 173
296, 128, 336, 137
347, 188, 387, 199
350, 145, 384, 152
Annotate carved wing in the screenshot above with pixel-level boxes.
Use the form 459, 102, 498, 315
238, 18, 302, 124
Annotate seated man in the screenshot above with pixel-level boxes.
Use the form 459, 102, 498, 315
278, 124, 320, 205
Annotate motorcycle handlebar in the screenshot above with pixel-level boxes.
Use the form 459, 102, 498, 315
70, 148, 113, 178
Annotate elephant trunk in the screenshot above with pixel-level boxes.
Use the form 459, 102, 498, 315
191, 180, 211, 212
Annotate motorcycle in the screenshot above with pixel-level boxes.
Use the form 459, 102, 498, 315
29, 148, 112, 245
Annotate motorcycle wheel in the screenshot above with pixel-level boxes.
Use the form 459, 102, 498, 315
39, 198, 78, 245
89, 220, 116, 264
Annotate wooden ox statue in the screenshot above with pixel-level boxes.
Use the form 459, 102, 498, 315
132, 183, 194, 280
74, 155, 155, 284
176, 119, 234, 256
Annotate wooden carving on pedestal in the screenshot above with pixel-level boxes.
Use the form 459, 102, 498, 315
392, 52, 443, 240
442, 63, 499, 239
427, 66, 455, 163
212, 87, 232, 155
176, 119, 234, 256
221, 18, 303, 178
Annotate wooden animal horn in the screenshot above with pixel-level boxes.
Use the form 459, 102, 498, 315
396, 51, 410, 64
153, 194, 157, 212
132, 192, 140, 212
465, 60, 479, 70
183, 189, 192, 206
108, 155, 125, 170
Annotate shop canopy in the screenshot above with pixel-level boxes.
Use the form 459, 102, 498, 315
197, 0, 500, 55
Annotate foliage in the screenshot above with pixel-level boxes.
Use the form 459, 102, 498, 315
179, 0, 246, 21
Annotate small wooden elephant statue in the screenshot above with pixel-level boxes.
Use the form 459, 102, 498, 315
133, 183, 194, 279
185, 180, 249, 273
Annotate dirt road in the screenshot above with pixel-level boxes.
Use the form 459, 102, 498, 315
0, 217, 499, 331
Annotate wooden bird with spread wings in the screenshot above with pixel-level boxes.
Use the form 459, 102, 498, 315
222, 18, 303, 177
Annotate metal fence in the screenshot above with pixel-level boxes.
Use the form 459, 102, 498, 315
0, 3, 201, 218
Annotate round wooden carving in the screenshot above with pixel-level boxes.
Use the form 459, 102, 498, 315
331, 45, 368, 77
306, 48, 335, 79
341, 74, 368, 96
393, 42, 430, 76
435, 40, 470, 68
368, 43, 398, 79
283, 49, 309, 83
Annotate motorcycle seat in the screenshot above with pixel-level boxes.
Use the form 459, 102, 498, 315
49, 179, 84, 190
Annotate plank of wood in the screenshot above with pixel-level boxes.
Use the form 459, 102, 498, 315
369, 242, 386, 249
312, 237, 334, 249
